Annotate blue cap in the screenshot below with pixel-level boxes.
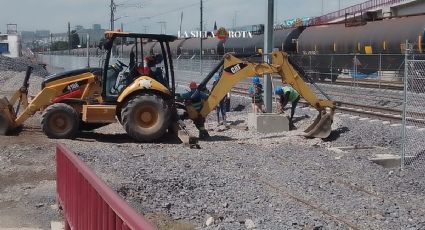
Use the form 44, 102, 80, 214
275, 87, 284, 95
252, 76, 260, 84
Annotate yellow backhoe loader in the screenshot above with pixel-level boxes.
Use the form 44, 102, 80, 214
1, 32, 180, 142
185, 52, 336, 139
0, 31, 335, 143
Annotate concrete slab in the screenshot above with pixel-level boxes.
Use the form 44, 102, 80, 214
50, 221, 64, 230
247, 113, 289, 134
0, 228, 42, 230
369, 154, 414, 168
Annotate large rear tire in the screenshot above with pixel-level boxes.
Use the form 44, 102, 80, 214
41, 103, 79, 139
121, 94, 171, 142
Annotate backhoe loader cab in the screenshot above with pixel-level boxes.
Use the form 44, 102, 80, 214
100, 32, 177, 102
0, 31, 180, 142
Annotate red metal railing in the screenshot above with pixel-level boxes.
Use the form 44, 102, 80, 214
56, 144, 156, 230
309, 0, 410, 25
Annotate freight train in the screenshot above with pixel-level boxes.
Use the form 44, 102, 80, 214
54, 14, 425, 81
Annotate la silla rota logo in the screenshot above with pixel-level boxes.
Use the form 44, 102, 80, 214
177, 27, 252, 40
215, 27, 229, 41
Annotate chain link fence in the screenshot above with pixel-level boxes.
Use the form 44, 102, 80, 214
39, 50, 425, 169
401, 56, 425, 169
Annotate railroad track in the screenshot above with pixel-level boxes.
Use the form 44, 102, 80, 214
177, 81, 425, 127
230, 86, 425, 126
319, 78, 403, 91
250, 75, 403, 90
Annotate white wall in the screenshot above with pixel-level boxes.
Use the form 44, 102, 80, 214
0, 34, 21, 58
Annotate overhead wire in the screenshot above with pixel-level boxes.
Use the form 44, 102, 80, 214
123, 0, 214, 25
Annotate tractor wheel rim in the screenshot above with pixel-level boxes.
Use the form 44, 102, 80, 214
49, 113, 70, 133
135, 106, 159, 128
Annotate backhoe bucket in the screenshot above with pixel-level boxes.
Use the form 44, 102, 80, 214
304, 110, 334, 139
0, 97, 17, 135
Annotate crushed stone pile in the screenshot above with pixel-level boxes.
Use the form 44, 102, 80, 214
0, 55, 49, 77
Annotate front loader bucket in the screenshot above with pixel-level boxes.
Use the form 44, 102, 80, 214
0, 97, 17, 135
304, 111, 334, 139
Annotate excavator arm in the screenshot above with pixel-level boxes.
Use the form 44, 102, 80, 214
199, 53, 278, 118
194, 51, 336, 138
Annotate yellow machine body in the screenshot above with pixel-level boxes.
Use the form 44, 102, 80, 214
188, 51, 336, 138
0, 69, 171, 133
117, 76, 171, 103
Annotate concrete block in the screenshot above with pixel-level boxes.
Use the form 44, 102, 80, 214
369, 154, 414, 168
50, 221, 64, 230
247, 113, 289, 134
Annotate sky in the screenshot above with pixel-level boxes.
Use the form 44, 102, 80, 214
0, 0, 367, 34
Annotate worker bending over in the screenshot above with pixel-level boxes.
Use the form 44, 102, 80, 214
178, 81, 210, 139
248, 76, 264, 113
275, 86, 300, 127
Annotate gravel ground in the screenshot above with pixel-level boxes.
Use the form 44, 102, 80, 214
1, 58, 424, 229
0, 70, 61, 229
0, 70, 45, 96
56, 94, 425, 230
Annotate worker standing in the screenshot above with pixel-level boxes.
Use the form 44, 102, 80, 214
178, 81, 210, 139
275, 86, 300, 128
212, 74, 227, 125
248, 76, 264, 113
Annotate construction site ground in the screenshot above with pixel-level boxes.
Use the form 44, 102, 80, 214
1, 71, 425, 229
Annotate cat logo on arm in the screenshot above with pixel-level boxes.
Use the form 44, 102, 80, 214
224, 63, 248, 75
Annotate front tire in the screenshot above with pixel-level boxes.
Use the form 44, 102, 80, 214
121, 94, 171, 142
41, 103, 79, 139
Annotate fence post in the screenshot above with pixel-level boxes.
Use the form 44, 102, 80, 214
401, 40, 409, 170
309, 55, 312, 81
353, 54, 357, 88
330, 55, 333, 84
379, 53, 382, 89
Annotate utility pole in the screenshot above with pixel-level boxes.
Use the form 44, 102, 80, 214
86, 33, 90, 67
179, 12, 184, 34
321, 0, 324, 15
233, 11, 239, 28
67, 22, 71, 54
143, 26, 148, 33
50, 33, 53, 54
110, 1, 142, 31
121, 23, 124, 57
264, 0, 274, 113
157, 21, 166, 34
338, 0, 342, 17
200, 0, 203, 77
110, 0, 115, 30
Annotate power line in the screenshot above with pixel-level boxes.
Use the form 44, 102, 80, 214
123, 0, 213, 25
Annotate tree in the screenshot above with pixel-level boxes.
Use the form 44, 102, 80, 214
70, 30, 80, 49
52, 41, 69, 51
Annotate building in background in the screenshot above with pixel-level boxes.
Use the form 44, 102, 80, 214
74, 24, 106, 46
0, 24, 22, 58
